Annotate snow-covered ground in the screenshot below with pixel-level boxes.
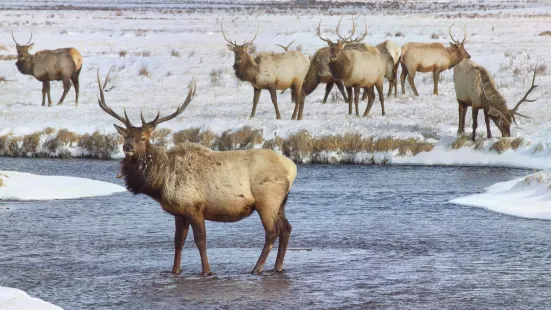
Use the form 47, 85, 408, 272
0, 171, 125, 200
0, 287, 62, 310
1, 4, 550, 168
451, 170, 551, 220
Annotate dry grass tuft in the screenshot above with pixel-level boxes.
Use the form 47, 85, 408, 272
151, 128, 172, 147
200, 130, 216, 148
533, 142, 544, 153
139, 66, 150, 77
79, 131, 121, 159
45, 128, 79, 156
510, 137, 525, 150
538, 31, 551, 36
171, 49, 180, 57
263, 136, 284, 151
0, 55, 17, 60
22, 132, 42, 156
141, 50, 152, 57
395, 31, 405, 37
43, 127, 56, 135
535, 63, 547, 75
209, 69, 223, 87
490, 138, 512, 154
173, 128, 201, 144
430, 32, 440, 39
474, 139, 485, 150
0, 45, 8, 51
283, 130, 313, 160
217, 126, 263, 151
450, 135, 473, 149
374, 137, 398, 152
119, 50, 128, 57
7, 137, 22, 157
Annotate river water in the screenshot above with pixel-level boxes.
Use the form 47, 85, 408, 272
0, 158, 549, 309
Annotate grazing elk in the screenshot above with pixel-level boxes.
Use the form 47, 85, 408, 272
376, 40, 401, 98
96, 70, 297, 276
318, 19, 387, 117
453, 59, 538, 141
400, 23, 471, 96
302, 20, 370, 105
12, 32, 82, 106
222, 25, 310, 120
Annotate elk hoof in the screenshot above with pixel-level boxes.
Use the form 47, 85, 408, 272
171, 267, 181, 275
251, 268, 263, 275
382, 112, 386, 116
487, 134, 492, 139
199, 271, 213, 277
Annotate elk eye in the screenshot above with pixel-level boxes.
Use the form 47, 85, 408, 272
141, 137, 146, 141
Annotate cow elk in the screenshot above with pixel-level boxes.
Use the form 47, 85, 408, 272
453, 59, 538, 141
400, 23, 471, 96
376, 40, 401, 98
12, 32, 83, 107
96, 69, 297, 275
223, 25, 310, 120
302, 20, 370, 105
318, 19, 387, 117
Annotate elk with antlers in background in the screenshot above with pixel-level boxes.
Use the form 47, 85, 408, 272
453, 59, 538, 141
96, 70, 297, 275
318, 18, 387, 117
400, 23, 471, 96
222, 25, 310, 120
12, 32, 82, 106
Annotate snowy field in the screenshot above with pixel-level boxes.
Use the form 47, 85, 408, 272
0, 2, 550, 169
0, 286, 62, 309
0, 170, 125, 200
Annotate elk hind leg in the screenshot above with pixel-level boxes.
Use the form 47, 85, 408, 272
72, 68, 81, 106
273, 194, 292, 273
44, 81, 53, 107
252, 206, 279, 275
471, 108, 479, 142
172, 216, 190, 275
41, 81, 48, 107
362, 87, 376, 117
457, 100, 467, 135
406, 69, 420, 97
189, 215, 212, 276
400, 62, 408, 95
353, 85, 361, 116
376, 81, 385, 116
322, 82, 334, 104
57, 77, 72, 105
483, 109, 492, 139
268, 88, 282, 120
346, 87, 353, 115
432, 70, 441, 95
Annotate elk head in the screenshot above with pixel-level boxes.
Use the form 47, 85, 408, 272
317, 17, 359, 63
487, 65, 538, 137
96, 69, 196, 158
222, 24, 259, 66
12, 31, 34, 60
448, 23, 471, 60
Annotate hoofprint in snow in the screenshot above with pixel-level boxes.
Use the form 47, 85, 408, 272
0, 171, 126, 201
0, 286, 62, 310
451, 170, 551, 220
0, 4, 551, 168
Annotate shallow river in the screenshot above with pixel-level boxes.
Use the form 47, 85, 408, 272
0, 158, 549, 309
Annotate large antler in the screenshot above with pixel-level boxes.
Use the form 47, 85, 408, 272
12, 30, 32, 46
335, 17, 356, 44
509, 63, 539, 125
221, 24, 237, 47
141, 80, 197, 128
275, 40, 295, 52
221, 24, 258, 47
316, 20, 333, 44
351, 17, 368, 43
96, 68, 133, 127
449, 22, 459, 44
243, 25, 259, 47
449, 23, 469, 44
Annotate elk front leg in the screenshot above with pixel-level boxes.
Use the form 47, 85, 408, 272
400, 63, 408, 95
335, 81, 348, 103
353, 85, 360, 116
362, 87, 376, 117
376, 82, 385, 116
393, 63, 399, 98
172, 216, 190, 275
295, 84, 305, 120
457, 100, 466, 135
250, 88, 261, 119
71, 74, 80, 106
268, 88, 282, 120
44, 81, 53, 107
361, 88, 368, 101
41, 81, 48, 107
57, 77, 71, 105
387, 79, 393, 98
346, 87, 353, 115
407, 71, 420, 96
432, 70, 441, 95
483, 109, 493, 139
471, 108, 479, 142
189, 216, 211, 276
322, 82, 334, 104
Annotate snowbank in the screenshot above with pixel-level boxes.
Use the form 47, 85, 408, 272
450, 170, 551, 220
0, 287, 62, 310
0, 171, 126, 201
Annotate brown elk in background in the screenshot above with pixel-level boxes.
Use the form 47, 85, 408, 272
400, 23, 471, 96
318, 19, 387, 117
96, 70, 297, 275
375, 40, 401, 98
223, 25, 310, 120
453, 59, 538, 141
13, 32, 83, 106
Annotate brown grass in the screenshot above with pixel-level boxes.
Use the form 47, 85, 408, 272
200, 130, 216, 148
490, 138, 512, 154
283, 130, 313, 161
450, 135, 473, 149
139, 66, 150, 77
171, 49, 180, 57
79, 131, 121, 159
44, 127, 56, 135
141, 50, 151, 57
22, 132, 42, 156
539, 31, 551, 36
217, 126, 263, 151
173, 128, 201, 144
510, 137, 524, 150
7, 137, 22, 157
0, 45, 8, 51
533, 142, 544, 153
0, 55, 17, 60
151, 128, 172, 147
119, 50, 128, 57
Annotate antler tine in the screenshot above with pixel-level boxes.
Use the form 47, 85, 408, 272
461, 23, 469, 44
335, 16, 345, 40
351, 17, 368, 43
449, 22, 459, 44
316, 20, 332, 44
148, 79, 197, 127
346, 18, 357, 42
11, 30, 19, 45
221, 24, 237, 47
511, 63, 539, 114
26, 31, 33, 46
102, 65, 115, 92
96, 68, 132, 127
275, 40, 295, 52
244, 25, 260, 47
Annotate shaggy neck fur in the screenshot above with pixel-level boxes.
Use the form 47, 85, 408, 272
120, 143, 169, 202
233, 53, 259, 83
15, 55, 34, 75
445, 46, 464, 69
477, 67, 508, 113
329, 51, 353, 81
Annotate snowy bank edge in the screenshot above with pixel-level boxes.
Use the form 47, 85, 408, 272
0, 286, 63, 310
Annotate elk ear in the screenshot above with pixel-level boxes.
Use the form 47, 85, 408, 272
449, 42, 457, 47
27, 43, 34, 50
113, 124, 126, 136
226, 44, 235, 52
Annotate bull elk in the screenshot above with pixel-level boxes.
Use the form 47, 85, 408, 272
318, 19, 387, 117
400, 23, 471, 96
222, 25, 310, 120
375, 40, 401, 98
453, 59, 538, 141
12, 32, 83, 106
302, 20, 370, 105
96, 70, 297, 275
